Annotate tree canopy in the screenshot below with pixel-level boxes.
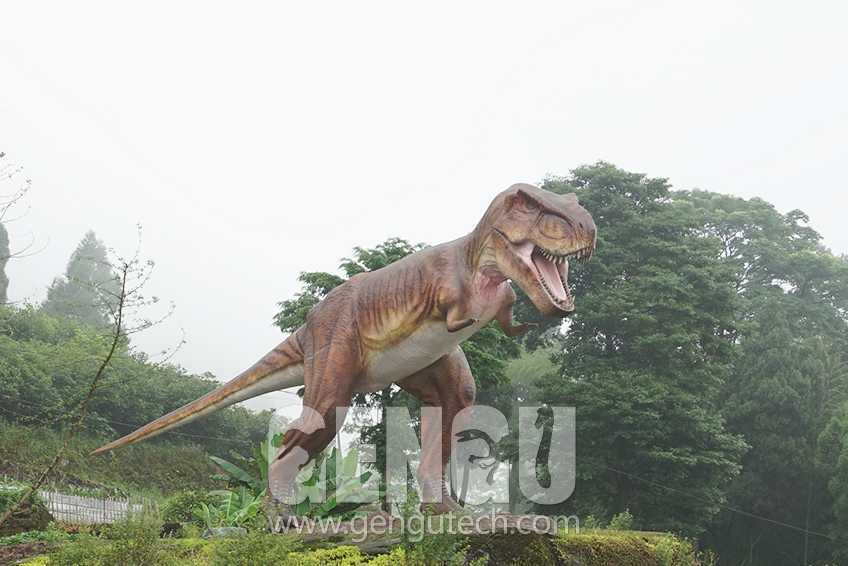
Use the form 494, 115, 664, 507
41, 231, 120, 327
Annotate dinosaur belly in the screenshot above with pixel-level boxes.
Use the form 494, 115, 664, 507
361, 320, 481, 392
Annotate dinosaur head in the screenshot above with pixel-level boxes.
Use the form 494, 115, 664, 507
477, 183, 596, 317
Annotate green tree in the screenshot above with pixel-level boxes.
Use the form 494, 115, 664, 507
691, 190, 848, 565
535, 163, 747, 536
818, 402, 848, 561
42, 231, 120, 327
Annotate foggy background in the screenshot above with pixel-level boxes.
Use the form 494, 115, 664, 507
2, 1, 846, 415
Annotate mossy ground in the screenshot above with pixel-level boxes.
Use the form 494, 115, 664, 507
12, 529, 705, 565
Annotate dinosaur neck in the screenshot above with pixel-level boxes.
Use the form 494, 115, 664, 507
466, 191, 510, 263
461, 201, 508, 285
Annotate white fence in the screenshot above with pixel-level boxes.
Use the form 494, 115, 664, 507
38, 491, 148, 524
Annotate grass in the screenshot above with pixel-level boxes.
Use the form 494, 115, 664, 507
0, 422, 222, 499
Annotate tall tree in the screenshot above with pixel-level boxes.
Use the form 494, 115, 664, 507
818, 401, 848, 561
42, 231, 120, 327
535, 163, 747, 536
688, 190, 848, 565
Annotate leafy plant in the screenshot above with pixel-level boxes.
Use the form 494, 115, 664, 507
49, 511, 174, 566
582, 514, 603, 530
103, 511, 170, 565
194, 487, 264, 530
48, 532, 109, 566
211, 431, 377, 521
162, 490, 214, 527
608, 508, 634, 531
654, 535, 701, 566
207, 531, 302, 566
291, 445, 378, 520
209, 432, 284, 497
0, 481, 43, 513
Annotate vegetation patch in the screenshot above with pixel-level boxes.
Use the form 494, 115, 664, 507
0, 482, 53, 536
0, 422, 223, 497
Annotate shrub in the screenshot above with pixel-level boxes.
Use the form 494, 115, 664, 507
49, 512, 179, 566
102, 511, 169, 565
405, 522, 470, 565
48, 533, 108, 566
654, 535, 700, 566
365, 547, 406, 565
162, 490, 213, 527
582, 514, 603, 530
207, 531, 302, 566
287, 545, 369, 565
608, 508, 634, 531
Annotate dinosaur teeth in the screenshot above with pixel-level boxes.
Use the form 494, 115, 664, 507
536, 245, 592, 266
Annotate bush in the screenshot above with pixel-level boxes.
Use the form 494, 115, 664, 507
608, 509, 634, 531
48, 512, 183, 566
207, 531, 302, 566
287, 545, 370, 565
162, 490, 214, 527
102, 511, 169, 564
403, 518, 472, 566
582, 515, 603, 530
48, 533, 108, 566
654, 535, 700, 566
364, 547, 406, 566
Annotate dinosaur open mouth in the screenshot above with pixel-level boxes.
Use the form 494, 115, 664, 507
529, 244, 593, 310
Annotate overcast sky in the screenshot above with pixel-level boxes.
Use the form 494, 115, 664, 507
2, 1, 846, 414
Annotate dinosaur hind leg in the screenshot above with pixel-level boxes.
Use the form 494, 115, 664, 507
267, 320, 359, 520
397, 346, 476, 514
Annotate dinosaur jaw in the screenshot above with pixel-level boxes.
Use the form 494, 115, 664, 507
529, 245, 573, 311
492, 232, 594, 317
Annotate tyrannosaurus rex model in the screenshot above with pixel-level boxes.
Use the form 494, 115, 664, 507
94, 183, 596, 514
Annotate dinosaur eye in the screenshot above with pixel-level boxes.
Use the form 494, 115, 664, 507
537, 213, 570, 239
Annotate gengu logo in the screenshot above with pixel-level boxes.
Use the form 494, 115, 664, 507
267, 404, 575, 508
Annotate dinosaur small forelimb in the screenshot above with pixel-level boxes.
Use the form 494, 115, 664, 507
495, 297, 537, 337
499, 320, 537, 337
446, 317, 477, 332
445, 304, 478, 333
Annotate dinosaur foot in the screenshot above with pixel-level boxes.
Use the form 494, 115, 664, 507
420, 496, 466, 515
264, 499, 303, 532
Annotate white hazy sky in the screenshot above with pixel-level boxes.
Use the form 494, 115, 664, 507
2, 1, 846, 414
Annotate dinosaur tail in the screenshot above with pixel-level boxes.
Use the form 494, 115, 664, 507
91, 332, 305, 455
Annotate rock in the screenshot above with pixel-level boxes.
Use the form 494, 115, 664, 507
0, 499, 54, 536
160, 521, 182, 538
201, 526, 248, 538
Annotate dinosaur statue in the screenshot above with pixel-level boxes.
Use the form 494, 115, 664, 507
93, 183, 596, 515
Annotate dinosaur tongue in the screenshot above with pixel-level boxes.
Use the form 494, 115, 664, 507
532, 250, 569, 302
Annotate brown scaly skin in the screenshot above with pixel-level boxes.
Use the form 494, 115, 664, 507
92, 183, 596, 519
